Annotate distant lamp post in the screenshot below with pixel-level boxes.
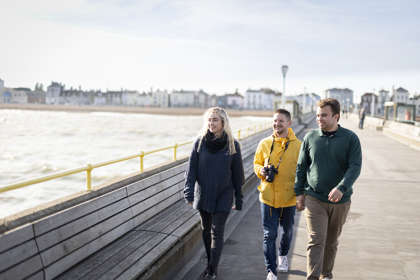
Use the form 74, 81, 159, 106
281, 65, 289, 107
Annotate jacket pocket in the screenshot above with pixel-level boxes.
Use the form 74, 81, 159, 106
258, 182, 274, 204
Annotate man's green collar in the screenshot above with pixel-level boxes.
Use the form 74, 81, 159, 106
318, 125, 343, 137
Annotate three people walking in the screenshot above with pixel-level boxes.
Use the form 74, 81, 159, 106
184, 99, 361, 280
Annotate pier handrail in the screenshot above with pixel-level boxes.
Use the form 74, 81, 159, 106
0, 123, 270, 194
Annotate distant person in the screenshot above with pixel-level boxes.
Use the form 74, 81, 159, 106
359, 107, 366, 129
184, 107, 244, 279
254, 109, 302, 280
294, 98, 362, 280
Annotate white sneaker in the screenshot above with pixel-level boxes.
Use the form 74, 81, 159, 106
266, 270, 277, 280
321, 278, 332, 280
278, 255, 289, 272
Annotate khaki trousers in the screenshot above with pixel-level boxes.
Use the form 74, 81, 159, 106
305, 195, 351, 280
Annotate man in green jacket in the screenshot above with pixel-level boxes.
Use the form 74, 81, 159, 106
294, 98, 362, 280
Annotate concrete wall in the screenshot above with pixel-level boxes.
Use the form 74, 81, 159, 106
348, 113, 420, 150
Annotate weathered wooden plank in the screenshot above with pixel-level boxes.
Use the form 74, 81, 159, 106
59, 202, 193, 280
34, 188, 127, 236
25, 270, 44, 280
90, 232, 168, 280
114, 235, 179, 280
159, 208, 198, 236
170, 213, 201, 238
135, 200, 189, 233
0, 255, 43, 280
131, 189, 182, 227
77, 231, 157, 280
127, 172, 184, 206
36, 197, 131, 251
0, 223, 34, 252
129, 180, 182, 217
0, 239, 39, 272
40, 206, 134, 267
43, 218, 135, 280
57, 230, 155, 280
126, 163, 187, 196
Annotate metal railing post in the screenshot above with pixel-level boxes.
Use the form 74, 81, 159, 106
139, 151, 144, 172
86, 164, 92, 191
173, 144, 178, 161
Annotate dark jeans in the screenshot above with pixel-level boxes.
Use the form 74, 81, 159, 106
261, 203, 296, 275
359, 118, 365, 129
199, 210, 229, 275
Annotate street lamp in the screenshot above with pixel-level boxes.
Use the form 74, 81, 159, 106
281, 65, 289, 108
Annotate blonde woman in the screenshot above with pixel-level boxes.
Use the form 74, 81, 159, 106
184, 107, 244, 279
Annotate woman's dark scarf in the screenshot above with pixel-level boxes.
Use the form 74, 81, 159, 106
204, 130, 228, 153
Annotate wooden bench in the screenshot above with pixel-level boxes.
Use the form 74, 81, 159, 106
0, 128, 272, 280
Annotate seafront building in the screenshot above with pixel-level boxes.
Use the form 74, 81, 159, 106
1, 77, 418, 113
325, 88, 354, 112
292, 93, 321, 113
243, 88, 281, 110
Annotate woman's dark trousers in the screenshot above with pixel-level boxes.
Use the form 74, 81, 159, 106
199, 210, 229, 275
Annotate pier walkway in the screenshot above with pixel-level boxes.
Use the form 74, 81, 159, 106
177, 117, 420, 280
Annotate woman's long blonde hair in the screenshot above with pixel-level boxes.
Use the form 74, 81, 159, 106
197, 107, 237, 155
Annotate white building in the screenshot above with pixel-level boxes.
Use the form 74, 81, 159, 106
225, 92, 244, 109
294, 93, 321, 113
92, 91, 106, 105
377, 89, 390, 115
195, 90, 209, 108
121, 90, 139, 106
10, 88, 29, 104
391, 87, 409, 104
170, 90, 209, 107
0, 78, 5, 103
137, 92, 153, 107
244, 88, 278, 110
209, 94, 218, 107
57, 89, 90, 105
170, 90, 195, 107
408, 95, 420, 117
46, 82, 64, 104
360, 92, 378, 115
105, 91, 123, 105
152, 90, 169, 107
325, 88, 354, 110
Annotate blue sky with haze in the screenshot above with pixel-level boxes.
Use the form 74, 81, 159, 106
2, 0, 419, 100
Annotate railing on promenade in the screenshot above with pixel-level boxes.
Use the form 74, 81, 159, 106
0, 123, 271, 195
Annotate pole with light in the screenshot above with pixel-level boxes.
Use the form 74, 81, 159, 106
281, 65, 288, 108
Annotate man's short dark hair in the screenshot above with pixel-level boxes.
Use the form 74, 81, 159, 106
274, 108, 291, 120
318, 98, 341, 120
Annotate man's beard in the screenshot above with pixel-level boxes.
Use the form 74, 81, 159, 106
274, 127, 287, 136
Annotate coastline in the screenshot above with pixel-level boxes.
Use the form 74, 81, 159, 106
0, 103, 273, 117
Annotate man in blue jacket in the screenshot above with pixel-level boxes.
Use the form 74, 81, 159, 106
294, 98, 362, 280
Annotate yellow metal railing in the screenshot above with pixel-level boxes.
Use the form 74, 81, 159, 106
0, 123, 271, 194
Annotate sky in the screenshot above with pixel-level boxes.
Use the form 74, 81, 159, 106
1, 0, 419, 101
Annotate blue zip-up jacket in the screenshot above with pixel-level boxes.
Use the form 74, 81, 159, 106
184, 138, 244, 213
